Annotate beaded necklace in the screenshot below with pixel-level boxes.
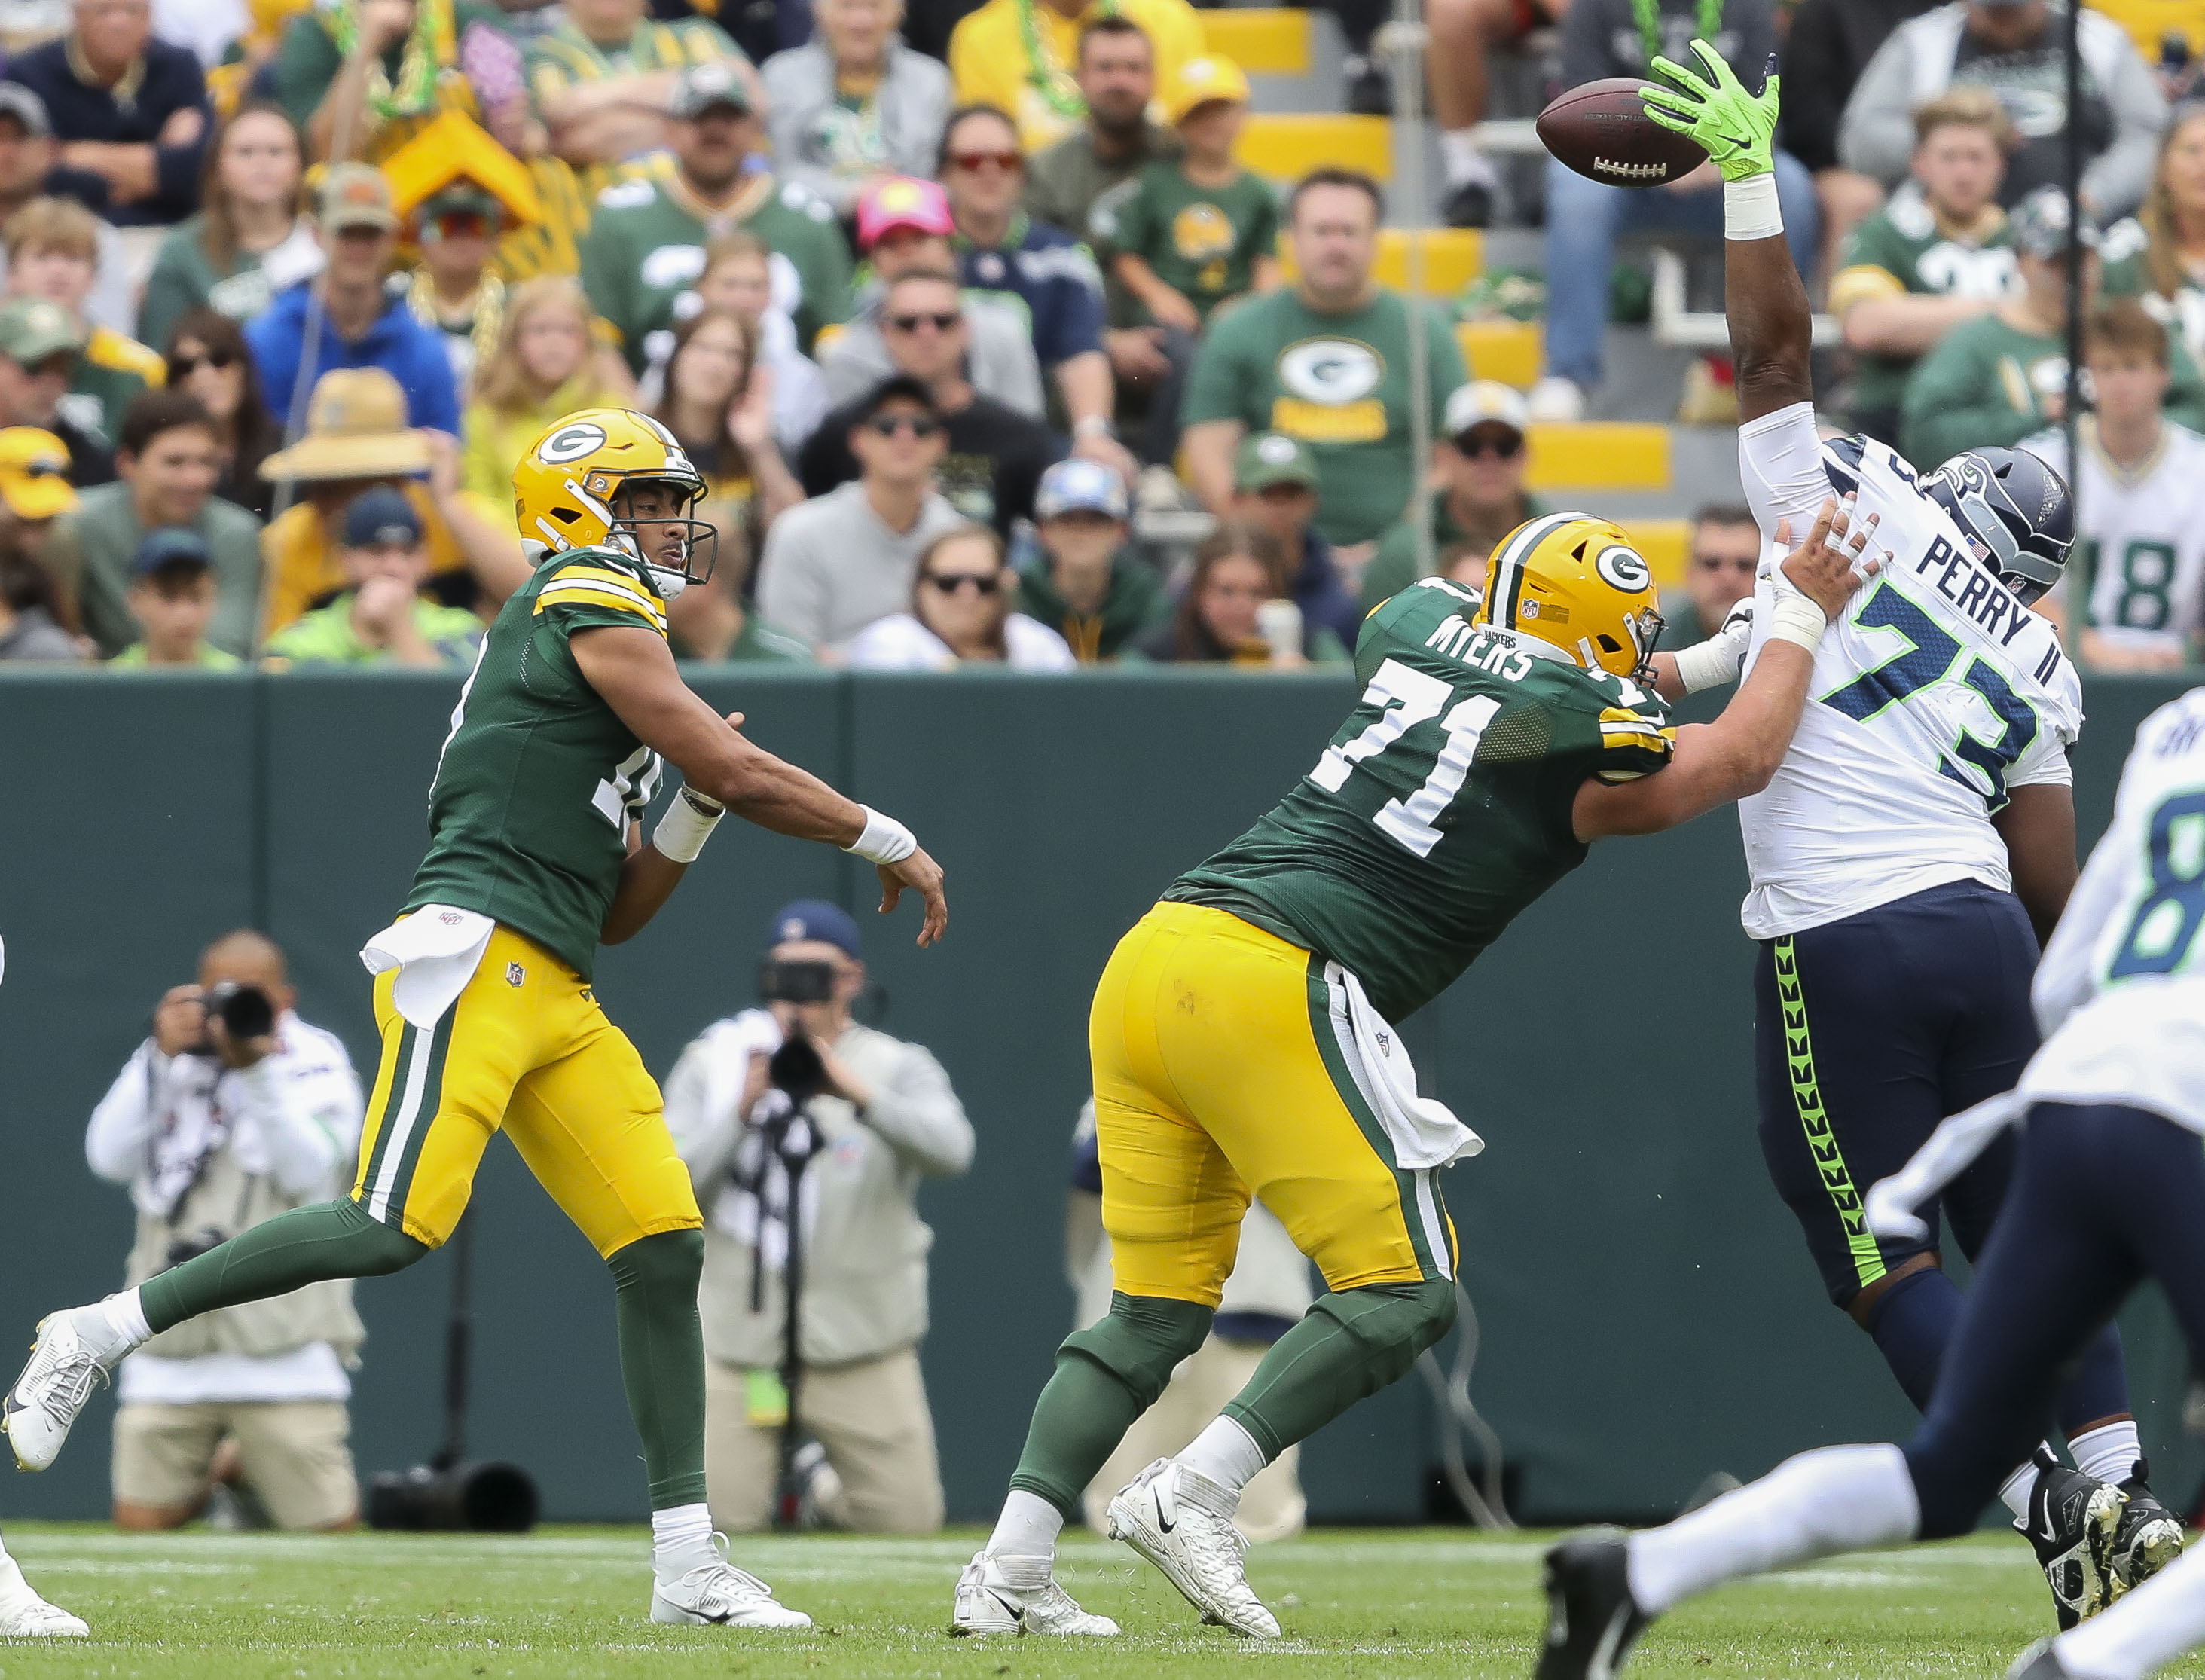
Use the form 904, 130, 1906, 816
1016, 0, 1117, 120
330, 0, 452, 124
1629, 0, 1723, 66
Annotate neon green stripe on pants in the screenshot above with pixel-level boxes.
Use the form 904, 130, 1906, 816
1773, 935, 1888, 1290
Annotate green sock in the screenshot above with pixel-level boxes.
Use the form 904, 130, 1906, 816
1222, 1278, 1457, 1460
140, 1199, 429, 1335
1007, 1292, 1214, 1517
606, 1229, 709, 1511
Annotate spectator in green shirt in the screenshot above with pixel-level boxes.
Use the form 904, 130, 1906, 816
108, 527, 243, 669
1361, 380, 1542, 616
1013, 457, 1167, 661
1226, 430, 1358, 650
262, 486, 485, 668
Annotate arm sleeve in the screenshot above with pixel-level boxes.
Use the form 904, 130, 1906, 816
1736, 399, 1833, 540
1835, 31, 1921, 186
242, 1035, 365, 1198
663, 1040, 744, 1192
857, 1041, 975, 1178
85, 1046, 156, 1184
2083, 26, 2167, 219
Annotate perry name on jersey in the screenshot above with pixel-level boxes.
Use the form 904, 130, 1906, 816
1736, 427, 2083, 940
405, 547, 671, 981
1168, 576, 1675, 1022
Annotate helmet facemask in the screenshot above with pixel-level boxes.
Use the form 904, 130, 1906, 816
598, 470, 718, 600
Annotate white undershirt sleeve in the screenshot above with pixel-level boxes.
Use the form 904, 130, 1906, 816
1737, 401, 1835, 544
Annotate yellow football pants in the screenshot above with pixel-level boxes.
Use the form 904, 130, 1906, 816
352, 924, 701, 1257
1089, 901, 1456, 1306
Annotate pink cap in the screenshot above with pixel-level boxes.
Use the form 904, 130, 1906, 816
857, 176, 954, 252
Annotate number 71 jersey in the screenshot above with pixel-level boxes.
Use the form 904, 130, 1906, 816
1736, 427, 2084, 940
1167, 577, 1676, 1023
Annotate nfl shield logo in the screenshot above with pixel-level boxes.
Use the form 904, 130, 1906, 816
505, 962, 526, 988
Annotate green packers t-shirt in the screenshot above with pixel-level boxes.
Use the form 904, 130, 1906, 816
2101, 215, 2205, 371
1182, 286, 1467, 546
1090, 161, 1279, 323
1828, 188, 2014, 418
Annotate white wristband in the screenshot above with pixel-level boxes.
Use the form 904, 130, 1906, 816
844, 804, 917, 866
1764, 593, 1828, 652
1672, 637, 1742, 695
1724, 172, 1783, 241
651, 787, 725, 863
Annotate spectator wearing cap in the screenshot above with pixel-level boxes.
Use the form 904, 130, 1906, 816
1658, 505, 1762, 653
756, 373, 965, 652
948, 0, 1203, 154
6, 195, 163, 450
1903, 185, 2205, 466
108, 524, 239, 666
0, 84, 136, 334
1226, 431, 1357, 651
819, 176, 1043, 418
579, 61, 851, 381
261, 485, 485, 667
396, 183, 515, 395
3, 0, 210, 226
762, 0, 951, 219
42, 386, 258, 656
1361, 380, 1544, 615
799, 267, 1057, 539
0, 292, 110, 481
1014, 455, 1165, 661
940, 105, 1134, 484
665, 897, 973, 1535
246, 164, 460, 444
255, 366, 527, 637
1840, 0, 2164, 222
0, 423, 78, 557
526, 0, 752, 173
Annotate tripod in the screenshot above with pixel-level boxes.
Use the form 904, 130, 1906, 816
747, 1034, 830, 1530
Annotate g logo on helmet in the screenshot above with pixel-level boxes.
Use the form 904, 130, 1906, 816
539, 422, 607, 466
1593, 543, 1650, 593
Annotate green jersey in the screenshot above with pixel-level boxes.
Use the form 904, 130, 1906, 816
1090, 160, 1278, 324
579, 166, 852, 374
2101, 215, 2205, 371
1168, 577, 1674, 1022
405, 547, 673, 979
1828, 188, 2014, 417
1182, 287, 1466, 546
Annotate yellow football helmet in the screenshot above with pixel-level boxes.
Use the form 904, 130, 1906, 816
1473, 512, 1663, 679
512, 408, 716, 589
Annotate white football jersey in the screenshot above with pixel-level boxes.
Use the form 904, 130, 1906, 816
2023, 686, 2205, 1135
2028, 421, 2205, 661
1733, 403, 2084, 939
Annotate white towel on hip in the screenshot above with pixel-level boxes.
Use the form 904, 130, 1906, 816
359, 906, 496, 1031
1325, 961, 1484, 1171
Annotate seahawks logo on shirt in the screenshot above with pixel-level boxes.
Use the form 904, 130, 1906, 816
1278, 338, 1384, 405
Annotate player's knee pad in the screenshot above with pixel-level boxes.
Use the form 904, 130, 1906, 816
1058, 1292, 1214, 1410
1314, 1278, 1457, 1388
606, 1227, 705, 1297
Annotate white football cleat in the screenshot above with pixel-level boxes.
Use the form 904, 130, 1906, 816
1106, 1459, 1279, 1638
4, 1306, 127, 1473
649, 1536, 812, 1629
951, 1550, 1119, 1636
0, 1559, 87, 1638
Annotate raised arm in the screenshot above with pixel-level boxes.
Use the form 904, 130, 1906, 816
570, 623, 948, 943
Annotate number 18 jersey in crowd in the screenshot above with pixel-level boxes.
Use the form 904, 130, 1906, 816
1733, 405, 2084, 940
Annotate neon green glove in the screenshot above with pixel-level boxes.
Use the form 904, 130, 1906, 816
1640, 41, 1780, 184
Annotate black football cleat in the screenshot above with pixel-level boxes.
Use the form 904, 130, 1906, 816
1538, 1529, 1651, 1680
2017, 1446, 2127, 1629
2005, 1636, 2078, 1680
2112, 1458, 2185, 1596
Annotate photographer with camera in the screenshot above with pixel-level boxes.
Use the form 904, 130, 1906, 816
664, 900, 973, 1534
84, 930, 366, 1532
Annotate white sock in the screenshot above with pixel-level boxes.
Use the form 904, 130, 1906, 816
985, 1489, 1063, 1561
1440, 128, 1498, 188
651, 1502, 716, 1581
1999, 1459, 2039, 1520
1179, 1416, 1267, 1501
2057, 1541, 2205, 1680
101, 1287, 151, 1354
2070, 1420, 2142, 1486
1626, 1443, 1920, 1616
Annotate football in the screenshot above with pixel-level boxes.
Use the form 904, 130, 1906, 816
1536, 78, 1709, 188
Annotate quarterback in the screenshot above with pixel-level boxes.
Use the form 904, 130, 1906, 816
950, 491, 1876, 1630
4, 409, 947, 1631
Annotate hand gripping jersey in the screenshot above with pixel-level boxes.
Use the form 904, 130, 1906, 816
2023, 686, 2205, 1133
2026, 420, 2205, 661
1733, 404, 2084, 939
404, 548, 670, 979
1168, 577, 1675, 1022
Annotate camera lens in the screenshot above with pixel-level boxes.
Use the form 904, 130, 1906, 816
210, 982, 275, 1040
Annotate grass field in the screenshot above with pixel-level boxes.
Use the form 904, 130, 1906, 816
0, 1523, 2153, 1680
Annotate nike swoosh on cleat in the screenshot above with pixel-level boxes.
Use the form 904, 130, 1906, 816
985, 1590, 1023, 1623
2036, 1507, 2060, 1544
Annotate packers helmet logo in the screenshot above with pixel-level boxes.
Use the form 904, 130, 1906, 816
1593, 544, 1651, 593
1172, 202, 1235, 261
1278, 338, 1383, 405
539, 422, 607, 465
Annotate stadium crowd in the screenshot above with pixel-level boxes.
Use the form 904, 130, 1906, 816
0, 0, 2197, 672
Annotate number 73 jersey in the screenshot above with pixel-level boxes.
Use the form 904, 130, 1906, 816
1166, 577, 1675, 1024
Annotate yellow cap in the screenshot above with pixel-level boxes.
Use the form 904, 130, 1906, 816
1162, 54, 1251, 125
0, 426, 76, 520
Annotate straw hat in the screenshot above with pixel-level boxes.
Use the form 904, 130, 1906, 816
258, 368, 433, 482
